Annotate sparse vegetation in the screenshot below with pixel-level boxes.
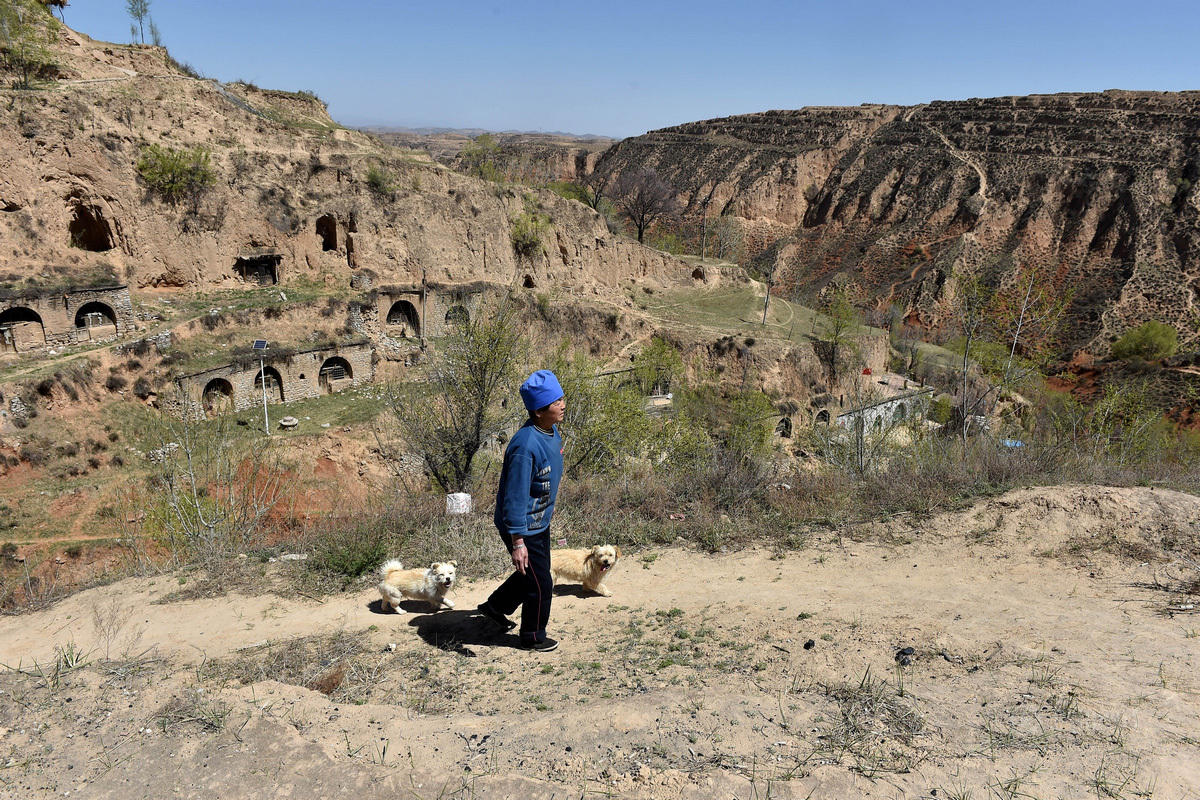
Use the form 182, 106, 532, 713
511, 198, 551, 259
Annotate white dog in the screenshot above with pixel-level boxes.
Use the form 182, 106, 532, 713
550, 545, 621, 597
377, 559, 457, 612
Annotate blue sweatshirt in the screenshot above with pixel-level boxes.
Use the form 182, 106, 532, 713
493, 420, 563, 538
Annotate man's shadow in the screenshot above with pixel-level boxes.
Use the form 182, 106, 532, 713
366, 600, 521, 655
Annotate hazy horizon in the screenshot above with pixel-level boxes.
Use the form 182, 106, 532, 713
60, 0, 1200, 139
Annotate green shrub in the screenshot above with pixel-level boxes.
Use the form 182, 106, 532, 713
365, 166, 394, 197
310, 519, 389, 579
545, 181, 589, 203
1111, 321, 1178, 361
511, 200, 551, 259
135, 144, 216, 204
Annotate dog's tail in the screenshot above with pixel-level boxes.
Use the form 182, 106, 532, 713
378, 559, 404, 578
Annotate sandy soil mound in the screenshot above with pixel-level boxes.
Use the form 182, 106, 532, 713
1, 485, 1197, 798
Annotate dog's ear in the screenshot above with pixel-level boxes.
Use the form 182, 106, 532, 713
592, 545, 604, 555
449, 560, 457, 567
430, 562, 437, 570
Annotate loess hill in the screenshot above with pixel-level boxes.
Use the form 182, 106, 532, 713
595, 92, 1200, 357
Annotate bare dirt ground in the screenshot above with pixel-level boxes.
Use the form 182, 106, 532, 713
1, 485, 1198, 799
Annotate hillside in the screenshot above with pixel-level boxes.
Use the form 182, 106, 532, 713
595, 92, 1200, 357
0, 26, 682, 300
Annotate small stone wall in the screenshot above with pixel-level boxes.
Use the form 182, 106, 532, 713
171, 341, 375, 418
0, 285, 136, 354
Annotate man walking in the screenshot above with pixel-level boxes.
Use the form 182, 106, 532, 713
477, 370, 566, 651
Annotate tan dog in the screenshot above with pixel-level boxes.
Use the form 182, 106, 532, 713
377, 559, 457, 612
550, 545, 621, 597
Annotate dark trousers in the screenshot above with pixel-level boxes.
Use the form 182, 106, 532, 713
487, 530, 552, 643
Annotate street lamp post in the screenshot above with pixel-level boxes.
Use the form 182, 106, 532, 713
253, 339, 269, 434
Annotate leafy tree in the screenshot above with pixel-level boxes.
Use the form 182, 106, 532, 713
550, 350, 652, 477
613, 167, 679, 243
459, 133, 502, 182
1111, 320, 1178, 361
816, 285, 861, 384
125, 0, 149, 44
1, 0, 59, 89
382, 297, 527, 494
632, 336, 684, 395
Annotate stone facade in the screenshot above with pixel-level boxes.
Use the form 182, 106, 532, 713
368, 282, 487, 341
172, 341, 375, 418
0, 286, 136, 354
835, 387, 933, 432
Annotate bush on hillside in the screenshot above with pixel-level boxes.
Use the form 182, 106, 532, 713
1111, 321, 1178, 361
136, 144, 217, 205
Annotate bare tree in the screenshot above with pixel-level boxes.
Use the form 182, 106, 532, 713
381, 296, 527, 493
579, 170, 612, 211
125, 0, 149, 43
613, 167, 679, 243
146, 398, 292, 566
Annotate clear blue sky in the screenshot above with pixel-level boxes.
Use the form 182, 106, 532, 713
61, 0, 1200, 138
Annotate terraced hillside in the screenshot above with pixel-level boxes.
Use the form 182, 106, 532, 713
596, 91, 1200, 356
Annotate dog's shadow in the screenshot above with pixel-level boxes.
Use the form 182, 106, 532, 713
551, 584, 605, 598
398, 609, 522, 656
366, 598, 441, 615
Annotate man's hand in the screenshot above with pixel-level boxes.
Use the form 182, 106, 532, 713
511, 538, 529, 574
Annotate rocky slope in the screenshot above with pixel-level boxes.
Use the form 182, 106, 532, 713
595, 92, 1200, 356
0, 25, 684, 302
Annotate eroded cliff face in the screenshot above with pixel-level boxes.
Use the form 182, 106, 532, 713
596, 92, 1200, 356
0, 28, 688, 303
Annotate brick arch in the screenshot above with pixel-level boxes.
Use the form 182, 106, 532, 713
815, 409, 831, 425
74, 301, 117, 329
0, 306, 46, 352
385, 299, 420, 336
202, 378, 234, 416
318, 356, 353, 393
255, 365, 284, 403
445, 304, 469, 326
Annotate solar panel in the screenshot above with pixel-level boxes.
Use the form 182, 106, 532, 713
252, 339, 268, 351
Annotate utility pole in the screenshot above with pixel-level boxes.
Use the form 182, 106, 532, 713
253, 339, 269, 434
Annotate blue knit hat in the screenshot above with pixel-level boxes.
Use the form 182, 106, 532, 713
519, 370, 564, 412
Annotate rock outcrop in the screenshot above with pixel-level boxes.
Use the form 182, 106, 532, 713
595, 92, 1200, 356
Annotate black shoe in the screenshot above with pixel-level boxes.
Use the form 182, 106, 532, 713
477, 602, 516, 631
520, 637, 559, 652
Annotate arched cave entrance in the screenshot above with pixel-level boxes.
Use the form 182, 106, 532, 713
201, 378, 234, 417
691, 267, 705, 281
74, 301, 118, 337
815, 409, 831, 426
316, 214, 338, 252
775, 417, 793, 438
522, 274, 536, 289
0, 307, 46, 353
254, 365, 284, 403
893, 403, 908, 423
233, 254, 280, 285
69, 204, 115, 252
445, 305, 469, 326
385, 299, 420, 337
318, 356, 353, 393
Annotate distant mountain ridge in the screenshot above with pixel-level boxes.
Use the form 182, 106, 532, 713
594, 91, 1200, 357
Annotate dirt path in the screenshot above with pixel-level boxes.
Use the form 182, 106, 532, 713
1, 485, 1197, 799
